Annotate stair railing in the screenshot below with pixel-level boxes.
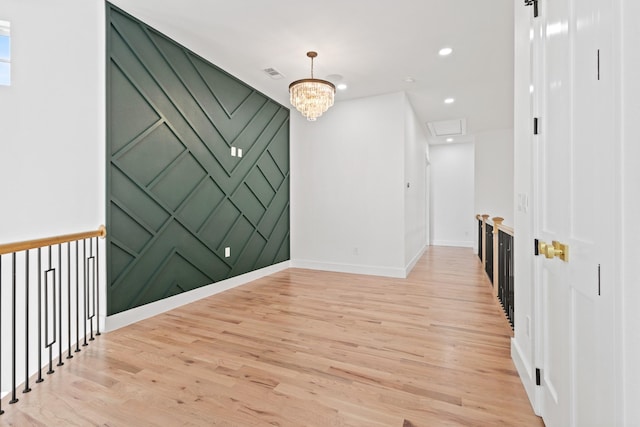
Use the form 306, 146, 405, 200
476, 215, 514, 328
0, 225, 106, 414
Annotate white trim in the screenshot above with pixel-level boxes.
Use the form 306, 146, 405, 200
102, 261, 291, 332
512, 337, 541, 416
0, 20, 10, 37
431, 240, 474, 248
291, 259, 407, 278
404, 245, 428, 276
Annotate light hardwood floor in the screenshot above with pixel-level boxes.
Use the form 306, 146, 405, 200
0, 247, 542, 426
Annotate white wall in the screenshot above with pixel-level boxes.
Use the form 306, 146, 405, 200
291, 92, 405, 277
0, 0, 105, 242
474, 129, 514, 227
291, 91, 427, 277
429, 142, 475, 247
403, 97, 428, 268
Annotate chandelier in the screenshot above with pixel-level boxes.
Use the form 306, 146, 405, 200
289, 51, 335, 121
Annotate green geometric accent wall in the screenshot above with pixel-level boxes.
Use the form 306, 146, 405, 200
105, 4, 290, 315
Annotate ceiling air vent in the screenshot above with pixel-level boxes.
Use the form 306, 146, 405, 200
263, 67, 284, 80
427, 118, 467, 137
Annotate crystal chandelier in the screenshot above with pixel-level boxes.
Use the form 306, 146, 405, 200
289, 51, 335, 121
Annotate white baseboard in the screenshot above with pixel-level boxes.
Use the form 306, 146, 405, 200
511, 337, 541, 416
102, 261, 291, 332
431, 240, 474, 248
404, 245, 427, 276
103, 251, 423, 332
291, 259, 407, 278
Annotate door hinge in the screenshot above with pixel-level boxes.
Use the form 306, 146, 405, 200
597, 49, 600, 81
525, 0, 539, 17
533, 117, 540, 135
536, 368, 542, 386
598, 264, 601, 296
534, 238, 540, 256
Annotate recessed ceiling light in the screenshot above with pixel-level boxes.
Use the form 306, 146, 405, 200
444, 97, 455, 104
404, 77, 416, 83
439, 47, 453, 56
337, 83, 348, 90
446, 138, 454, 142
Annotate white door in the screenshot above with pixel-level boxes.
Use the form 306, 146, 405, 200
532, 0, 616, 425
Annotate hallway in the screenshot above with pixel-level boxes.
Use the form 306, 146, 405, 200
1, 247, 541, 426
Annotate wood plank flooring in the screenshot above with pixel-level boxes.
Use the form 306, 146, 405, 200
0, 246, 542, 426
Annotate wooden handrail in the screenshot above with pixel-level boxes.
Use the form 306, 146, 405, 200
498, 224, 514, 236
0, 225, 107, 256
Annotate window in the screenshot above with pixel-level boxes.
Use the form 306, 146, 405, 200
0, 20, 11, 86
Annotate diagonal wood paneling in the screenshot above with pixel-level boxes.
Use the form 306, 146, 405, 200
106, 4, 290, 315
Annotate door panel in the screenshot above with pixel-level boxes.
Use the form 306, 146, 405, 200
537, 0, 572, 422
532, 0, 615, 425
573, 290, 597, 427
541, 266, 569, 426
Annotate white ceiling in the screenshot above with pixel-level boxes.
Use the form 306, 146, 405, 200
109, 0, 515, 143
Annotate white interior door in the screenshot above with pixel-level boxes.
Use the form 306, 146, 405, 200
533, 0, 615, 425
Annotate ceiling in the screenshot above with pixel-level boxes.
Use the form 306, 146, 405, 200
109, 0, 515, 143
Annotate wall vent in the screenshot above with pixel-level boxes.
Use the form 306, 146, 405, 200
263, 67, 284, 79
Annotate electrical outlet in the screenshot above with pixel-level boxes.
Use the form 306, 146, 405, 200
231, 147, 237, 157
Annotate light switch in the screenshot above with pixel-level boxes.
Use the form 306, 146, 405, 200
237, 148, 243, 158
231, 147, 237, 157
225, 247, 231, 257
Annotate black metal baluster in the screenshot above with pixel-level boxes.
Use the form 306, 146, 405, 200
10, 253, 18, 404
23, 250, 31, 393
36, 248, 43, 384
89, 238, 94, 342
0, 228, 105, 415
57, 244, 64, 367
509, 235, 515, 327
485, 224, 494, 282
477, 219, 483, 260
0, 255, 4, 415
47, 246, 54, 376
75, 241, 81, 353
83, 239, 88, 347
66, 242, 73, 360
96, 236, 101, 336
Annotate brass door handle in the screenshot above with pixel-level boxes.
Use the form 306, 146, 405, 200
539, 240, 569, 262
538, 241, 548, 255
